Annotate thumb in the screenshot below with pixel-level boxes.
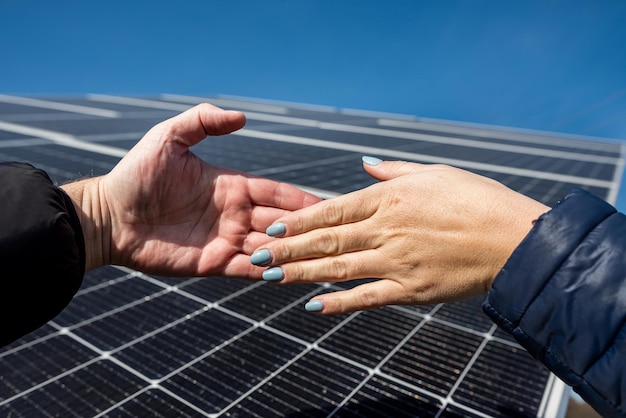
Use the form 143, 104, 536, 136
361, 156, 425, 181
159, 103, 246, 149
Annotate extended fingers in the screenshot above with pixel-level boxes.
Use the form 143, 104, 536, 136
220, 253, 267, 279
248, 178, 322, 211
267, 188, 378, 237
250, 206, 294, 232
253, 223, 379, 267
259, 250, 387, 284
303, 280, 405, 314
241, 230, 275, 255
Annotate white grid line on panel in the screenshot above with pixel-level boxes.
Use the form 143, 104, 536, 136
0, 95, 121, 118
89, 94, 620, 163
236, 128, 614, 188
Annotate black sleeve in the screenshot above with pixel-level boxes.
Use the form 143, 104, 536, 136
0, 162, 85, 347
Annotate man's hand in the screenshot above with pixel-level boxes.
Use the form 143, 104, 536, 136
62, 103, 321, 278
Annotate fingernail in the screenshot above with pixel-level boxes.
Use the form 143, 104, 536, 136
266, 222, 286, 237
305, 300, 324, 312
362, 156, 383, 166
250, 249, 271, 266
262, 267, 284, 282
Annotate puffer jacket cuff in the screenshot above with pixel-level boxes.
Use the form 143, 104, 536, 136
483, 188, 626, 418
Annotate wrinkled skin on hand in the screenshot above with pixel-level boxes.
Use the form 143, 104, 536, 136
62, 104, 321, 278
254, 160, 549, 314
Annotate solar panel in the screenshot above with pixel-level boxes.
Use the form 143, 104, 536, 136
1, 93, 623, 417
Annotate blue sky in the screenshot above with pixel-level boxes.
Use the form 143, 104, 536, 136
1, 1, 626, 205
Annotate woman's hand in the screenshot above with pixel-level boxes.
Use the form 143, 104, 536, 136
251, 158, 549, 314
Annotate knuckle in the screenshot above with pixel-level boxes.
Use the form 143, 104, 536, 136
356, 286, 380, 309
322, 201, 343, 225
272, 241, 292, 263
329, 258, 349, 281
330, 298, 348, 315
197, 102, 214, 112
286, 263, 305, 282
314, 230, 340, 255
159, 117, 179, 135
157, 123, 180, 145
147, 122, 170, 140
292, 215, 305, 234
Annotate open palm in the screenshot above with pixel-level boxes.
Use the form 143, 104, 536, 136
97, 104, 319, 278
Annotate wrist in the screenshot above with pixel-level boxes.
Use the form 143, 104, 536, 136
61, 177, 111, 271
488, 198, 550, 290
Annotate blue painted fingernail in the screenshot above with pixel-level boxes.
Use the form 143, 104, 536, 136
262, 267, 284, 282
305, 300, 324, 312
362, 156, 383, 166
250, 249, 272, 266
266, 222, 286, 237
